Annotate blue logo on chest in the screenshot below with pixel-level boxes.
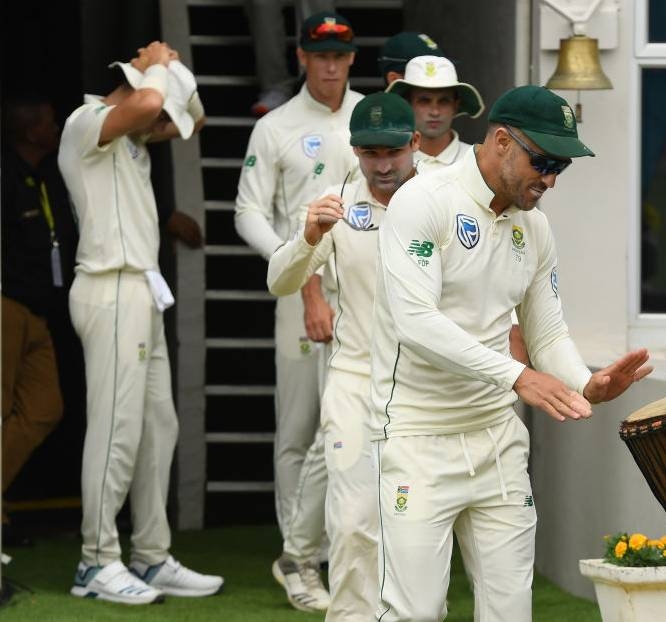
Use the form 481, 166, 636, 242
347, 202, 373, 229
302, 134, 323, 159
456, 214, 480, 249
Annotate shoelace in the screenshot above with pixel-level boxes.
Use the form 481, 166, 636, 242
300, 564, 326, 595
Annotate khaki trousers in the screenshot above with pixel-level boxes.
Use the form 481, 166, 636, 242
2, 296, 63, 494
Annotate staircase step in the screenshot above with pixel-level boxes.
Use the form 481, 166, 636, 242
206, 297, 275, 339
207, 432, 274, 443
207, 346, 275, 385
202, 166, 241, 201
206, 254, 268, 290
207, 441, 274, 481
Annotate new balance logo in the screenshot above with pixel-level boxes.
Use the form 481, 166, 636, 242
523, 495, 534, 507
407, 240, 434, 258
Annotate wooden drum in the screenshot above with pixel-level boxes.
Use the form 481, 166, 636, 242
619, 397, 666, 512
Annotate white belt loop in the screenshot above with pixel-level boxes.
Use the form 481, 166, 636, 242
486, 427, 508, 501
458, 433, 476, 477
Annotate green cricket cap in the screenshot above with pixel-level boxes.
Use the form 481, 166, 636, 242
300, 11, 357, 53
350, 92, 415, 147
488, 85, 594, 158
378, 32, 444, 77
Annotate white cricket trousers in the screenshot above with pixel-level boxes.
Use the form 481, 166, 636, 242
375, 416, 537, 622
322, 369, 378, 622
69, 271, 179, 567
274, 292, 325, 536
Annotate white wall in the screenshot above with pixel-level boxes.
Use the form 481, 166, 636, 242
531, 0, 666, 599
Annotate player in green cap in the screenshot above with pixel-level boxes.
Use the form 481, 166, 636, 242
368, 84, 652, 621
267, 91, 420, 622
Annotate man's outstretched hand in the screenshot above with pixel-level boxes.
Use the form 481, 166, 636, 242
583, 348, 653, 404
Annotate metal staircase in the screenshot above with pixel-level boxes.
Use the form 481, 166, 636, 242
161, 0, 403, 529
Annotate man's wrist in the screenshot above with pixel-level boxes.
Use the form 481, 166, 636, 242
139, 64, 168, 98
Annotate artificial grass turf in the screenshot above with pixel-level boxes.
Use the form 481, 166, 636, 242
1, 525, 601, 621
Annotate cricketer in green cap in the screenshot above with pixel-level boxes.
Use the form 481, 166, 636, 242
378, 31, 444, 84
488, 85, 594, 158
350, 91, 416, 148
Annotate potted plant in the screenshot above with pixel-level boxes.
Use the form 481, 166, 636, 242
580, 532, 666, 622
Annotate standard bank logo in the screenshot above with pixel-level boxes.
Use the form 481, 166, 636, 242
302, 134, 323, 159
456, 214, 480, 249
347, 203, 373, 230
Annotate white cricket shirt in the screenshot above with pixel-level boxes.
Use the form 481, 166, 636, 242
370, 147, 591, 439
268, 178, 385, 377
414, 130, 470, 174
58, 95, 160, 274
235, 83, 363, 260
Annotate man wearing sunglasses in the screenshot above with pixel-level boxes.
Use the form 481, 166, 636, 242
235, 9, 362, 613
368, 85, 652, 622
266, 92, 420, 621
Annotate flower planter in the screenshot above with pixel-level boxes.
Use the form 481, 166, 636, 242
579, 559, 666, 622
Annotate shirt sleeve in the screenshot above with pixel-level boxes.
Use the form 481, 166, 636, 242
516, 218, 591, 394
379, 180, 526, 391
234, 119, 284, 260
65, 104, 114, 159
267, 229, 334, 296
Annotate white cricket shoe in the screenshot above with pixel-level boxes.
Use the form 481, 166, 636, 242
130, 556, 224, 597
70, 560, 164, 605
272, 555, 330, 612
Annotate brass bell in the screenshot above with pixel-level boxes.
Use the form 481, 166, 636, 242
546, 35, 612, 90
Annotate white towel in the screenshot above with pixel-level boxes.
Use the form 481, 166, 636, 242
144, 270, 175, 312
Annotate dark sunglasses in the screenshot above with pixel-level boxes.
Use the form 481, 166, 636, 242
309, 22, 354, 42
339, 172, 378, 232
504, 125, 571, 176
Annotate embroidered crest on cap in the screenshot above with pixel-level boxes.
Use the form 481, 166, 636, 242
369, 106, 383, 127
456, 214, 480, 249
418, 34, 438, 50
561, 105, 575, 129
425, 61, 437, 77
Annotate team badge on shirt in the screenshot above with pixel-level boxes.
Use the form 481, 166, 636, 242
302, 134, 323, 159
395, 485, 410, 513
512, 225, 525, 249
456, 214, 480, 249
127, 140, 140, 160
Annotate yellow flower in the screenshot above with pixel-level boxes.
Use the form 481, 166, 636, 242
648, 539, 664, 549
615, 541, 628, 558
629, 533, 648, 550
660, 535, 666, 545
